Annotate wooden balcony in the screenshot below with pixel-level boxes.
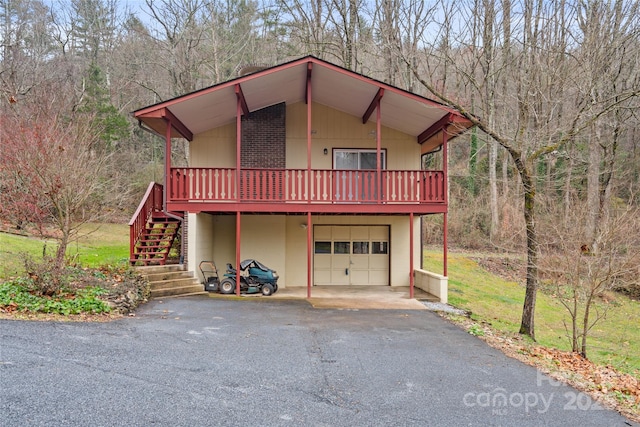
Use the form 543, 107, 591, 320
167, 168, 447, 214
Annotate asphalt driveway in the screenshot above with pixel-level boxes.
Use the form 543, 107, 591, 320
0, 296, 635, 426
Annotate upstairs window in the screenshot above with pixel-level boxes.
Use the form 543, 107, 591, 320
334, 149, 386, 170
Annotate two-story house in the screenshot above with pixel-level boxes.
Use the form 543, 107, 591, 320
130, 56, 472, 301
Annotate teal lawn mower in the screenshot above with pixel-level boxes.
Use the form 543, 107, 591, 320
199, 259, 279, 296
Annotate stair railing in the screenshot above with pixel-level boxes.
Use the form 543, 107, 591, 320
129, 182, 164, 260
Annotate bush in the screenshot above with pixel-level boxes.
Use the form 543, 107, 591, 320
0, 280, 110, 315
0, 259, 150, 316
22, 254, 68, 296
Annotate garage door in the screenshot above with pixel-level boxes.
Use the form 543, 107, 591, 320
314, 225, 389, 286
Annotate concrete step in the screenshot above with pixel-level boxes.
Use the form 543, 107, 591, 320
149, 277, 201, 291
135, 264, 186, 275
150, 284, 205, 298
144, 270, 195, 282
135, 265, 205, 298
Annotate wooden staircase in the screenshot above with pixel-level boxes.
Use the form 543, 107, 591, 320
136, 265, 204, 298
130, 213, 181, 266
129, 182, 183, 266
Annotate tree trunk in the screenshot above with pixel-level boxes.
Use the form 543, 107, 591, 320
469, 127, 478, 195
502, 150, 509, 201
585, 123, 601, 250
55, 231, 69, 271
563, 150, 574, 225
489, 138, 499, 237
481, 0, 499, 239
572, 292, 579, 353
581, 295, 593, 358
599, 112, 620, 230
519, 163, 537, 339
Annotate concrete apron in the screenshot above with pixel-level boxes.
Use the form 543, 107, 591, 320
269, 286, 432, 310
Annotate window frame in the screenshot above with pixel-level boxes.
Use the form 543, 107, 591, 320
333, 149, 387, 170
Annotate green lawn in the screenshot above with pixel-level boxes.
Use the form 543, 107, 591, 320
0, 223, 129, 278
424, 250, 640, 376
2, 232, 637, 375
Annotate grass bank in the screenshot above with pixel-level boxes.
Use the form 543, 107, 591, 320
0, 223, 129, 278
424, 250, 640, 376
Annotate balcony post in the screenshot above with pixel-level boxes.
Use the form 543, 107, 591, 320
306, 63, 313, 298
443, 125, 449, 205
443, 125, 449, 277
235, 85, 243, 290
235, 84, 243, 203
164, 115, 172, 208
306, 62, 312, 204
376, 94, 382, 203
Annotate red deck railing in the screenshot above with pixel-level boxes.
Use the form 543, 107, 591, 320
168, 168, 445, 204
129, 182, 164, 256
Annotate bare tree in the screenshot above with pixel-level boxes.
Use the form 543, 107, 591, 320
574, 0, 640, 251
0, 0, 54, 104
325, 0, 361, 69
276, 0, 329, 58
540, 202, 640, 358
398, 0, 640, 339
0, 95, 123, 273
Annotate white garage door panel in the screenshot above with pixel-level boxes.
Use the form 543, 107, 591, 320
369, 254, 388, 285
369, 226, 387, 240
350, 226, 370, 240
330, 254, 350, 285
332, 226, 350, 240
314, 225, 389, 286
315, 270, 331, 284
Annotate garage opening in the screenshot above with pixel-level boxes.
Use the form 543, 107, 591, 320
313, 225, 389, 286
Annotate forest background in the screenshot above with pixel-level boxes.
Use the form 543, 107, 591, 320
1, 0, 639, 345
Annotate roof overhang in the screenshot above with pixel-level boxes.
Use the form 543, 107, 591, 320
133, 56, 474, 147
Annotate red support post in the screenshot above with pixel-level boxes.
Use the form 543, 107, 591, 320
444, 212, 448, 277
236, 211, 241, 296
164, 117, 172, 207
307, 211, 312, 298
409, 212, 414, 298
236, 84, 242, 203
235, 85, 243, 296
307, 62, 312, 204
443, 125, 449, 277
376, 96, 382, 204
306, 63, 313, 299
443, 125, 449, 205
